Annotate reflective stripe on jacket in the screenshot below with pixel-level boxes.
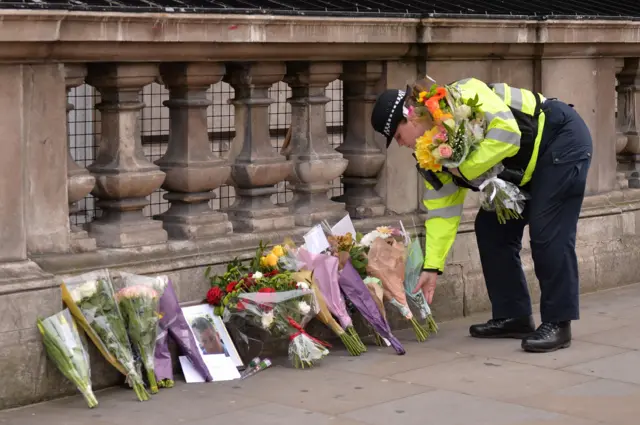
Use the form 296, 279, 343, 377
422, 78, 546, 273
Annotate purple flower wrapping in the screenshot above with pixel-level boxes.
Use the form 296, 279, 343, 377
154, 280, 213, 382
338, 259, 405, 355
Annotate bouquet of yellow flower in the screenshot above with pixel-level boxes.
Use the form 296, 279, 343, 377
408, 82, 485, 172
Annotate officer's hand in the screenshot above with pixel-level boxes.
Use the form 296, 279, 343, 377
413, 271, 438, 304
449, 167, 461, 177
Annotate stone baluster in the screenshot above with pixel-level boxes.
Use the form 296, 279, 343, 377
616, 58, 640, 189
64, 65, 97, 252
282, 62, 348, 226
336, 61, 386, 218
85, 63, 168, 247
224, 62, 295, 232
155, 63, 232, 239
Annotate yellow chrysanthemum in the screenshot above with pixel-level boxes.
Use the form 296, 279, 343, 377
271, 245, 285, 257
415, 128, 443, 172
265, 253, 279, 267
418, 91, 428, 103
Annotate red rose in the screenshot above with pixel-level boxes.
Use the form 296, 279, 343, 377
226, 281, 238, 293
266, 270, 279, 277
258, 287, 276, 293
206, 287, 223, 306
243, 277, 256, 289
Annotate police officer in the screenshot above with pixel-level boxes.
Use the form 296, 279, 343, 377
371, 78, 592, 353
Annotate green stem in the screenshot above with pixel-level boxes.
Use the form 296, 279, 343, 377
339, 333, 363, 356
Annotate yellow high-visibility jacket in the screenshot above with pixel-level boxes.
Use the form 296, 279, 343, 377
422, 78, 546, 273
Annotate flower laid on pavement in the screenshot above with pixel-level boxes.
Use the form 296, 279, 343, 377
155, 279, 212, 387
115, 275, 165, 394
404, 238, 438, 334
292, 270, 364, 356
367, 238, 430, 342
338, 257, 405, 355
61, 270, 150, 401
37, 309, 98, 408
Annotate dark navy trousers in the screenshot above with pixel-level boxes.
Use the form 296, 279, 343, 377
475, 100, 593, 323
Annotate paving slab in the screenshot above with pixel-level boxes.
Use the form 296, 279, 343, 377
189, 403, 370, 425
323, 346, 468, 377
510, 378, 640, 425
576, 325, 640, 350
224, 364, 432, 415
389, 355, 595, 400
341, 390, 601, 425
562, 351, 640, 385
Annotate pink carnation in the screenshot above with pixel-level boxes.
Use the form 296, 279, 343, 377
116, 284, 158, 302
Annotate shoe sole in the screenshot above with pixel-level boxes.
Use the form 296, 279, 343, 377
470, 332, 533, 340
522, 341, 572, 353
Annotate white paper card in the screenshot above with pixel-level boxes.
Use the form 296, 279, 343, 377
180, 354, 241, 383
303, 224, 330, 254
331, 214, 357, 239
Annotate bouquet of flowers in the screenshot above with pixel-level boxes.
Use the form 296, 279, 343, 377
296, 247, 367, 352
404, 238, 438, 334
365, 232, 430, 342
207, 249, 330, 368
327, 232, 368, 279
406, 78, 527, 223
292, 270, 365, 356
155, 279, 212, 388
337, 255, 405, 355
224, 288, 329, 369
114, 272, 167, 394
363, 276, 389, 346
61, 270, 149, 401
37, 309, 98, 408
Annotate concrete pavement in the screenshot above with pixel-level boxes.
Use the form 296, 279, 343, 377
2, 283, 640, 425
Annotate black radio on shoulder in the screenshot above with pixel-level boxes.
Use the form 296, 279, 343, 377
413, 154, 444, 190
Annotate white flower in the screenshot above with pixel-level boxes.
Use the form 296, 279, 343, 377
71, 280, 98, 302
253, 271, 264, 280
261, 311, 274, 329
298, 301, 311, 315
470, 121, 485, 141
296, 281, 309, 290
454, 104, 472, 121
360, 230, 389, 247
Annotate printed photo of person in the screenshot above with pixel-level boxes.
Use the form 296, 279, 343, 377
190, 316, 229, 356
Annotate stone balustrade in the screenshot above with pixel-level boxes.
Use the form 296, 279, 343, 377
3, 10, 640, 410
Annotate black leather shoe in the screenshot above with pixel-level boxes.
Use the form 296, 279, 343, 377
469, 316, 535, 339
521, 322, 572, 353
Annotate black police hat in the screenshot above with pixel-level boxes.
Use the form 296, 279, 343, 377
371, 88, 408, 147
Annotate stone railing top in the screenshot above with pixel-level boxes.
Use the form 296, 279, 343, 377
1, 11, 640, 61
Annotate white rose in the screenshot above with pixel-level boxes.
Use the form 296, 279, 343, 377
296, 281, 309, 290
261, 311, 274, 329
75, 280, 98, 301
298, 301, 311, 315
454, 104, 472, 121
253, 271, 264, 280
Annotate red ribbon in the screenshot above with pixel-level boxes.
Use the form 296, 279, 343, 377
287, 316, 332, 348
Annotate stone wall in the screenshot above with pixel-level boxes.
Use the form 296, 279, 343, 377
1, 11, 640, 409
